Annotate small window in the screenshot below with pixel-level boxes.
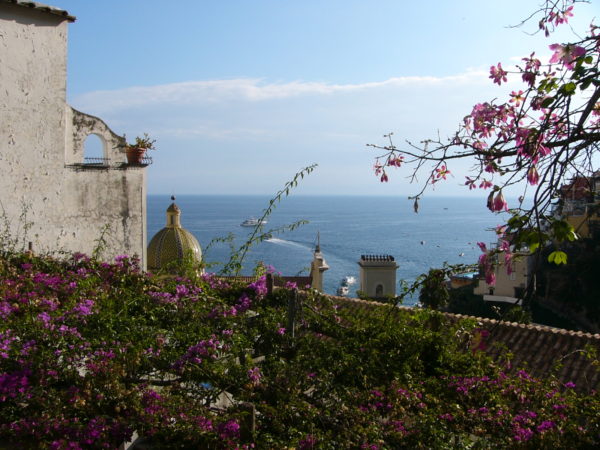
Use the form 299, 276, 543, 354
83, 134, 107, 165
375, 284, 384, 297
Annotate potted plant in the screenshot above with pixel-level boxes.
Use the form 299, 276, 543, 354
125, 133, 156, 164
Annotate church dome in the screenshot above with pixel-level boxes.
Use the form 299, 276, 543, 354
147, 197, 202, 271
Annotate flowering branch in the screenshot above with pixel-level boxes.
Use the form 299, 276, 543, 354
369, 1, 599, 282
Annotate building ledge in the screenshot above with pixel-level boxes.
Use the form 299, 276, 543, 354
483, 294, 521, 304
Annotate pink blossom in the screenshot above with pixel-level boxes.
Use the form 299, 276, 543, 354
489, 63, 508, 85
479, 179, 493, 190
434, 165, 450, 181
527, 166, 539, 185
549, 6, 574, 26
509, 90, 525, 107
485, 270, 496, 285
549, 43, 586, 69
387, 156, 404, 167
491, 191, 509, 212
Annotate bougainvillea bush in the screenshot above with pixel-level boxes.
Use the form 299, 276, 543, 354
0, 252, 599, 448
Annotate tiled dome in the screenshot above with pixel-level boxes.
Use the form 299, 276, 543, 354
147, 197, 202, 271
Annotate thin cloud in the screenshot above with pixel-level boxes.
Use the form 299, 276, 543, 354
72, 69, 490, 114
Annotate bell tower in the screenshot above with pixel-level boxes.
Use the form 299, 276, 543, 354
309, 234, 329, 292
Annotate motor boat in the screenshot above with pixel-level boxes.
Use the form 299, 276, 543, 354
240, 217, 267, 227
337, 285, 349, 296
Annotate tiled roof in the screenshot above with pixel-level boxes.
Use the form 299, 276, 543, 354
217, 275, 312, 288
324, 295, 600, 391
1, 0, 75, 22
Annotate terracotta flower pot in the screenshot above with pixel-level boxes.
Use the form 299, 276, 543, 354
126, 147, 146, 164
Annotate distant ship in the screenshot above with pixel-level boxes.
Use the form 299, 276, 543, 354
337, 285, 349, 296
336, 276, 355, 296
240, 217, 267, 227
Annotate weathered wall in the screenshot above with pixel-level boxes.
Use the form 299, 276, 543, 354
0, 3, 147, 266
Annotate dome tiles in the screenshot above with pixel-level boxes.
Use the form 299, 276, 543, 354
147, 198, 202, 271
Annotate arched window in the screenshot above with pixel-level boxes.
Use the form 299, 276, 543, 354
83, 134, 107, 165
375, 284, 384, 297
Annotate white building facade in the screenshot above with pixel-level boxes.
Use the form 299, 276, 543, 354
358, 254, 398, 298
0, 1, 147, 265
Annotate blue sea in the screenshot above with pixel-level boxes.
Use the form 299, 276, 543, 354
147, 195, 501, 306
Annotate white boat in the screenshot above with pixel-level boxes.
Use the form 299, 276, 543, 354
337, 285, 349, 296
344, 276, 356, 285
240, 217, 267, 227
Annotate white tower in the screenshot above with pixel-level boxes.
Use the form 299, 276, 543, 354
309, 235, 329, 292
358, 255, 398, 298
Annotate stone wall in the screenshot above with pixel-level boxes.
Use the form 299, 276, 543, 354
0, 3, 147, 266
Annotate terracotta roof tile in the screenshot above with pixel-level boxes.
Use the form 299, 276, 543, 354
1, 0, 75, 22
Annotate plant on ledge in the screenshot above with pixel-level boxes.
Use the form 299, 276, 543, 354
125, 133, 156, 164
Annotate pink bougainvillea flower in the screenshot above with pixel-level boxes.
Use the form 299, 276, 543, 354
549, 43, 586, 69
489, 63, 508, 85
527, 166, 540, 185
380, 172, 388, 183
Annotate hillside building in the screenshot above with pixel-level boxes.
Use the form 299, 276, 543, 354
554, 173, 600, 240
474, 249, 533, 304
0, 1, 148, 264
358, 254, 398, 298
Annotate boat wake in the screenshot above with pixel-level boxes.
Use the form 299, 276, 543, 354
265, 237, 312, 251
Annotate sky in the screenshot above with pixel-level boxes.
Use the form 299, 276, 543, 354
49, 0, 599, 197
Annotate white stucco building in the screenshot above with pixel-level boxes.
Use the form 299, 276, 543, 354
358, 254, 399, 298
473, 251, 533, 304
0, 1, 148, 265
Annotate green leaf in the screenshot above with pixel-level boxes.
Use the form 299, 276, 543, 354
548, 250, 568, 265
561, 82, 577, 95
541, 97, 554, 108
580, 79, 592, 91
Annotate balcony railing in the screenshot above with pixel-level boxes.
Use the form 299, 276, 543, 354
67, 156, 153, 170
82, 157, 110, 166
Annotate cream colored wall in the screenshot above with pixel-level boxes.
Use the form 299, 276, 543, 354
0, 4, 147, 265
474, 254, 529, 298
359, 264, 398, 297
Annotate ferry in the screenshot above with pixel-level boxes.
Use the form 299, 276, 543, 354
240, 217, 267, 227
